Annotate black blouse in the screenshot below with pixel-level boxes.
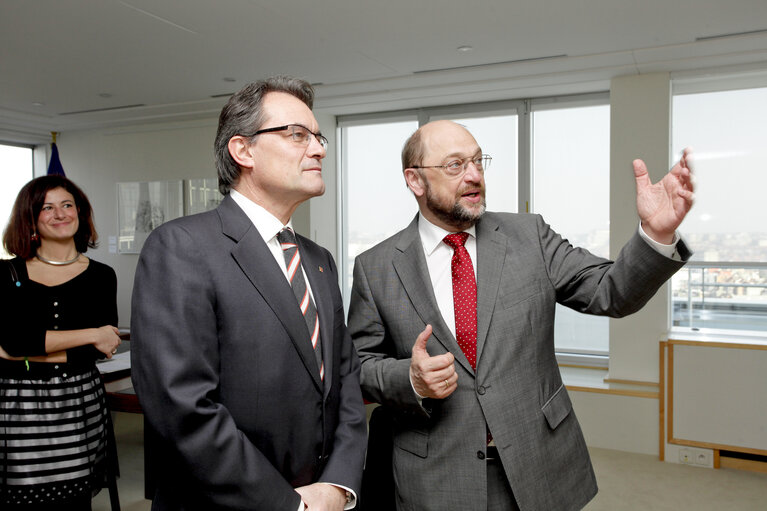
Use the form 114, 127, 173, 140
1, 257, 118, 374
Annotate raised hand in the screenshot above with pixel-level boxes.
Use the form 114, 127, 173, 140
409, 325, 458, 399
634, 147, 695, 244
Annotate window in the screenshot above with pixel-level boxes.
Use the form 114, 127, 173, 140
0, 143, 34, 257
340, 118, 419, 301
671, 85, 767, 336
531, 101, 611, 354
339, 95, 610, 357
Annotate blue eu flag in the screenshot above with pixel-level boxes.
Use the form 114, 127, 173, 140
47, 142, 66, 176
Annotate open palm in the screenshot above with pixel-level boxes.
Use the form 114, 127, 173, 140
634, 148, 694, 244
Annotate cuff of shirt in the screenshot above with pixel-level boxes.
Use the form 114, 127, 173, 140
409, 371, 425, 405
638, 223, 682, 261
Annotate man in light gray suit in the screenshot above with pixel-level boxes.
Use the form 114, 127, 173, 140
131, 77, 366, 510
349, 120, 693, 510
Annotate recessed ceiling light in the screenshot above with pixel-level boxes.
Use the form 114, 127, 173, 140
98, 93, 113, 98
32, 102, 45, 107
457, 45, 473, 52
223, 77, 236, 83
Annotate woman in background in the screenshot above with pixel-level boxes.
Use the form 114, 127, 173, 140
1, 175, 121, 510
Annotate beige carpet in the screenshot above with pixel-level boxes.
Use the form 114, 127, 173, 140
94, 413, 767, 511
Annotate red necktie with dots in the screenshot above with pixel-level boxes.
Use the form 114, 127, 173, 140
443, 232, 477, 370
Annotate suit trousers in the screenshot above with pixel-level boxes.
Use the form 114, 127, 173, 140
487, 456, 519, 511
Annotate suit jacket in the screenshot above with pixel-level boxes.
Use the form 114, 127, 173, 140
131, 195, 367, 510
348, 212, 689, 511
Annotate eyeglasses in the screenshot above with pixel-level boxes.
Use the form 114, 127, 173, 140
251, 124, 329, 150
411, 154, 492, 177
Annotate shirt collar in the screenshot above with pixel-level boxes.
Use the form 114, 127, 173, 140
417, 212, 476, 256
229, 189, 293, 243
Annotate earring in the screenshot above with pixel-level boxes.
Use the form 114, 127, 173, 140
31, 231, 39, 242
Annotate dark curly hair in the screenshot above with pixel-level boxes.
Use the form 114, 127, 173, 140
3, 175, 98, 259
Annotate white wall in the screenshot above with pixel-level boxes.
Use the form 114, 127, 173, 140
608, 73, 673, 384
54, 119, 218, 326
306, 111, 339, 256
571, 391, 659, 455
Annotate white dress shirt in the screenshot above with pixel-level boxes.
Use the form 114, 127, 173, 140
417, 214, 478, 339
230, 189, 315, 298
230, 189, 356, 510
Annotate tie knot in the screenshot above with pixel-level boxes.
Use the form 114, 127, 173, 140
277, 228, 297, 246
443, 232, 470, 250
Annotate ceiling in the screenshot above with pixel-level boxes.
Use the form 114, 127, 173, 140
2, 0, 767, 145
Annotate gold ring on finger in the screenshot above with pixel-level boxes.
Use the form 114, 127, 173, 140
443, 379, 449, 390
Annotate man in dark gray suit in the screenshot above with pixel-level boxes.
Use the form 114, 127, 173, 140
349, 120, 693, 510
131, 77, 367, 511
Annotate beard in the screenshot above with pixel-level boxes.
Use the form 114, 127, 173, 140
424, 181, 486, 229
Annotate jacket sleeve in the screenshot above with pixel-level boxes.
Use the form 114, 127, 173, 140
1, 258, 46, 357
130, 222, 303, 510
537, 215, 689, 317
316, 251, 368, 498
68, 264, 119, 365
348, 254, 429, 416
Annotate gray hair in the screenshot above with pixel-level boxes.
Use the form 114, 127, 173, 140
401, 125, 426, 172
214, 76, 315, 195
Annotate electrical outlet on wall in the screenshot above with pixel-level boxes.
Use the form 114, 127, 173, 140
695, 451, 711, 466
676, 446, 713, 467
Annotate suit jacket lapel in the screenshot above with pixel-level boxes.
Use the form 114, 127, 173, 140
219, 196, 323, 392
474, 216, 506, 366
392, 216, 475, 375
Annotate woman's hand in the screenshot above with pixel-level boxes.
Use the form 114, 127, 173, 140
92, 325, 121, 358
0, 345, 20, 360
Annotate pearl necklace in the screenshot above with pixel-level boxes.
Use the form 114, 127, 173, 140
36, 252, 81, 266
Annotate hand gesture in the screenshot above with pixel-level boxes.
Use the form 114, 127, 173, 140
92, 325, 121, 358
634, 147, 695, 244
409, 325, 457, 399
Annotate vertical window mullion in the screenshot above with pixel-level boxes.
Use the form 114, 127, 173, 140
519, 99, 532, 214
337, 125, 350, 308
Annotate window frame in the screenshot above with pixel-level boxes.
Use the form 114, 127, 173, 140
669, 77, 767, 341
337, 92, 612, 361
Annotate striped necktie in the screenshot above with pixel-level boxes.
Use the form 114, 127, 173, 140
277, 228, 323, 381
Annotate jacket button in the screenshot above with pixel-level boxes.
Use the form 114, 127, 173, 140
477, 451, 485, 460
477, 385, 486, 395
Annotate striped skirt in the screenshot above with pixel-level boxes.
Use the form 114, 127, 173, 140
0, 366, 112, 507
